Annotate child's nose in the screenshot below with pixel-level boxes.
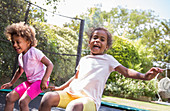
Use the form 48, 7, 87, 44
94, 41, 98, 44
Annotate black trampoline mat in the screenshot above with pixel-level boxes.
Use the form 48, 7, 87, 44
0, 90, 126, 111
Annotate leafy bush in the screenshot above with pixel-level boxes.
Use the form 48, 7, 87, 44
104, 74, 157, 99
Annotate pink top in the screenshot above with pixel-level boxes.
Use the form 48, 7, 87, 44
18, 47, 49, 83
65, 54, 121, 110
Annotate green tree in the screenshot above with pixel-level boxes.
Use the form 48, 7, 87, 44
132, 38, 154, 73
152, 20, 170, 63
0, 0, 28, 78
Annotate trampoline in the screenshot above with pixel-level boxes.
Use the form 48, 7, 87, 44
0, 89, 148, 111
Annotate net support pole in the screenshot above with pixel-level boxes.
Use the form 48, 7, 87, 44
24, 1, 31, 24
75, 19, 85, 71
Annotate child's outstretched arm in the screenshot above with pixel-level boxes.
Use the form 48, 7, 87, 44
48, 70, 79, 91
1, 66, 24, 89
40, 56, 53, 91
115, 65, 164, 80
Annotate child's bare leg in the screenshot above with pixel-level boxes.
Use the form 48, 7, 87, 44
39, 92, 60, 111
4, 91, 20, 111
19, 93, 31, 111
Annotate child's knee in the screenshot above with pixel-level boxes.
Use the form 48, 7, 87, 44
41, 92, 60, 106
6, 93, 12, 102
18, 99, 28, 108
42, 92, 54, 101
18, 94, 31, 107
66, 102, 83, 111
6, 92, 18, 103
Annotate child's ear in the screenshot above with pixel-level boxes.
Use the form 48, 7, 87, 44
27, 41, 31, 47
88, 41, 91, 47
106, 45, 109, 50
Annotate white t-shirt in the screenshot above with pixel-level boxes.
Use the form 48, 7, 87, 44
65, 54, 121, 110
18, 47, 49, 83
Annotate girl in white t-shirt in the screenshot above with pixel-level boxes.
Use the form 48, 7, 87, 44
39, 27, 164, 111
1, 22, 53, 111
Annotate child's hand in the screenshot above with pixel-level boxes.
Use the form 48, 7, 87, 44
40, 81, 48, 91
145, 67, 164, 80
48, 86, 61, 91
1, 82, 12, 89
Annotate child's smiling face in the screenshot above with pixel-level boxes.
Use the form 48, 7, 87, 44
89, 30, 108, 55
12, 35, 31, 55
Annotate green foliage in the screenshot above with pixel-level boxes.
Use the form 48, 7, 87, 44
107, 36, 141, 68
0, 0, 28, 79
0, 41, 16, 78
152, 20, 170, 62
0, 0, 26, 25
45, 0, 61, 12
104, 78, 157, 99
132, 39, 154, 73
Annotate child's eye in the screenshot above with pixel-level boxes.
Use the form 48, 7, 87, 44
101, 37, 106, 41
101, 39, 105, 41
93, 35, 98, 39
92, 37, 98, 40
12, 41, 14, 45
17, 41, 20, 44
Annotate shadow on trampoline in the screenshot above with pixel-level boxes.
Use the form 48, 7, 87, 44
0, 89, 147, 111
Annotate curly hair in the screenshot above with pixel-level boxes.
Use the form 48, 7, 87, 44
4, 22, 37, 47
89, 27, 112, 48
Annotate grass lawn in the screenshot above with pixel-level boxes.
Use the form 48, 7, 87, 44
102, 95, 170, 111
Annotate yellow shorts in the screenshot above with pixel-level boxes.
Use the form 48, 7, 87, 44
57, 91, 96, 111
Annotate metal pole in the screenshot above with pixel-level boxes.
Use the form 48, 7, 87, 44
24, 2, 31, 24
75, 19, 85, 70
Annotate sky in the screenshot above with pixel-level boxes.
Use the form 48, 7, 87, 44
31, 0, 170, 26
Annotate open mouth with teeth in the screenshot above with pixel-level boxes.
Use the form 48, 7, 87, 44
93, 45, 101, 49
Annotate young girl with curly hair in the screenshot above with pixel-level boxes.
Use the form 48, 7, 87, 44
1, 22, 53, 111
